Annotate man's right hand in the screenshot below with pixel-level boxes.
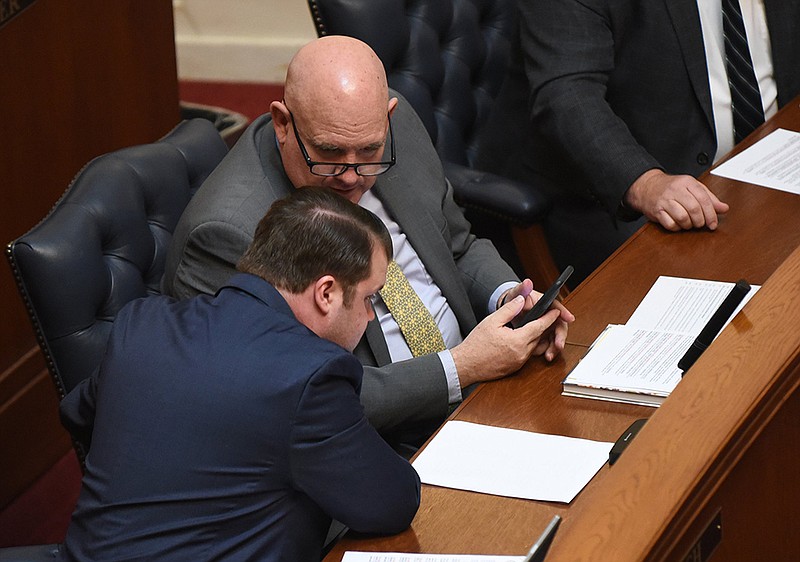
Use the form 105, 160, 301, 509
625, 169, 729, 231
451, 295, 565, 389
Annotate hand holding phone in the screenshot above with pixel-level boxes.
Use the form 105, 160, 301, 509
515, 265, 573, 327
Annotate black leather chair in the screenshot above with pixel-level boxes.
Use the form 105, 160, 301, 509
3, 118, 228, 560
306, 0, 561, 291
7, 117, 228, 461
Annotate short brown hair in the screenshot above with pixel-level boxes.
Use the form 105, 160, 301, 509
237, 187, 392, 306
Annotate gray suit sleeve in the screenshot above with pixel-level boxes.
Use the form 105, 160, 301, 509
170, 221, 251, 299
442, 178, 519, 313
358, 354, 450, 437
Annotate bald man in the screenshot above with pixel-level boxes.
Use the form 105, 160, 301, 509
163, 36, 573, 452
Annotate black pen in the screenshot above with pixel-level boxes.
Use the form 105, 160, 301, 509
678, 279, 751, 375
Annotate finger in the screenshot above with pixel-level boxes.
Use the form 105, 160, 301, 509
517, 307, 560, 339
552, 319, 569, 350
515, 279, 535, 313
505, 278, 533, 301
687, 202, 708, 229
551, 300, 575, 323
691, 179, 729, 213
544, 338, 559, 361
518, 278, 534, 298
655, 208, 680, 231
686, 183, 721, 229
531, 337, 550, 357
497, 294, 526, 324
659, 189, 704, 229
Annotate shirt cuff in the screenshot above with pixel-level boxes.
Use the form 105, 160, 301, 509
438, 349, 463, 404
489, 281, 520, 314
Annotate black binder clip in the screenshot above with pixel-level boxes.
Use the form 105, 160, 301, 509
609, 418, 647, 465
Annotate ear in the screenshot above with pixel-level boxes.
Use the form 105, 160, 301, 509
270, 100, 291, 145
388, 96, 399, 118
313, 275, 341, 315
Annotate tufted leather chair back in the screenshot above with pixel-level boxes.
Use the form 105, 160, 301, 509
6, 119, 228, 417
308, 0, 515, 168
306, 0, 563, 293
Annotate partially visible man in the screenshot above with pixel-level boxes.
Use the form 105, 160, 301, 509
59, 187, 420, 562
479, 0, 799, 285
162, 35, 574, 452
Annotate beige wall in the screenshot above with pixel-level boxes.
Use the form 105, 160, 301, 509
173, 0, 317, 83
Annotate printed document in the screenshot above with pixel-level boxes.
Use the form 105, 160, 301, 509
411, 421, 611, 503
711, 128, 800, 194
342, 553, 523, 562
562, 277, 759, 406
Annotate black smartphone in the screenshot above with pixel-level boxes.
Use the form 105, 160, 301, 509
516, 265, 574, 327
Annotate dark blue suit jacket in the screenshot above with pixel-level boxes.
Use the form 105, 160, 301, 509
60, 274, 420, 561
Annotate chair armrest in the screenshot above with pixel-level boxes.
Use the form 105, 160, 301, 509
443, 162, 551, 226
0, 544, 61, 561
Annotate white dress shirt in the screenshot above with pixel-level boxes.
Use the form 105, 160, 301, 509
697, 0, 777, 162
359, 190, 515, 404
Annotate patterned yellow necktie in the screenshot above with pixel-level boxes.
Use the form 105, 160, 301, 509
379, 260, 447, 357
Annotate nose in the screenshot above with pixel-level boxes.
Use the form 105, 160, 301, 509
337, 166, 361, 186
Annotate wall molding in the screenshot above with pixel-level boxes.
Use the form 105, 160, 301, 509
175, 34, 310, 83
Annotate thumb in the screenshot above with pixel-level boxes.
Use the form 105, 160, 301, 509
497, 294, 525, 323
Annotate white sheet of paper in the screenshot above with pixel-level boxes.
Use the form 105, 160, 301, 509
566, 324, 688, 395
626, 276, 759, 336
411, 421, 611, 503
342, 553, 523, 562
711, 128, 800, 193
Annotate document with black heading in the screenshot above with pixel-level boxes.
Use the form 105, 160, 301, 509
562, 276, 759, 406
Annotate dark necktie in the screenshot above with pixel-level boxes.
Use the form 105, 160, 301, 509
379, 260, 446, 357
722, 0, 765, 143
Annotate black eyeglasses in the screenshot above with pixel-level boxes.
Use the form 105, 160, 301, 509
288, 110, 396, 177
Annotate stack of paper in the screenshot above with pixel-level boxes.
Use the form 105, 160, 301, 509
562, 276, 758, 406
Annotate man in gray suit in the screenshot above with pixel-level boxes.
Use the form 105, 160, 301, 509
163, 35, 574, 453
480, 0, 799, 285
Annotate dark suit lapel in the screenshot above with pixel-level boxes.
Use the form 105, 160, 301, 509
363, 320, 392, 366
763, 0, 799, 106
664, 0, 715, 132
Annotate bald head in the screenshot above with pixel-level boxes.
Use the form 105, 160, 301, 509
285, 36, 389, 127
271, 36, 398, 203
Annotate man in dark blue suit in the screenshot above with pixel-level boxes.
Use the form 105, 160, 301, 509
59, 187, 420, 561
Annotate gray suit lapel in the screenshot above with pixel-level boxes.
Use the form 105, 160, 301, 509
664, 0, 715, 132
364, 321, 392, 366
372, 180, 476, 333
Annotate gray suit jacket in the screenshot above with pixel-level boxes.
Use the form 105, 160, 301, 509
482, 0, 800, 284
162, 93, 518, 448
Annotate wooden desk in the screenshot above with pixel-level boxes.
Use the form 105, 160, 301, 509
568, 99, 800, 347
325, 100, 800, 561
